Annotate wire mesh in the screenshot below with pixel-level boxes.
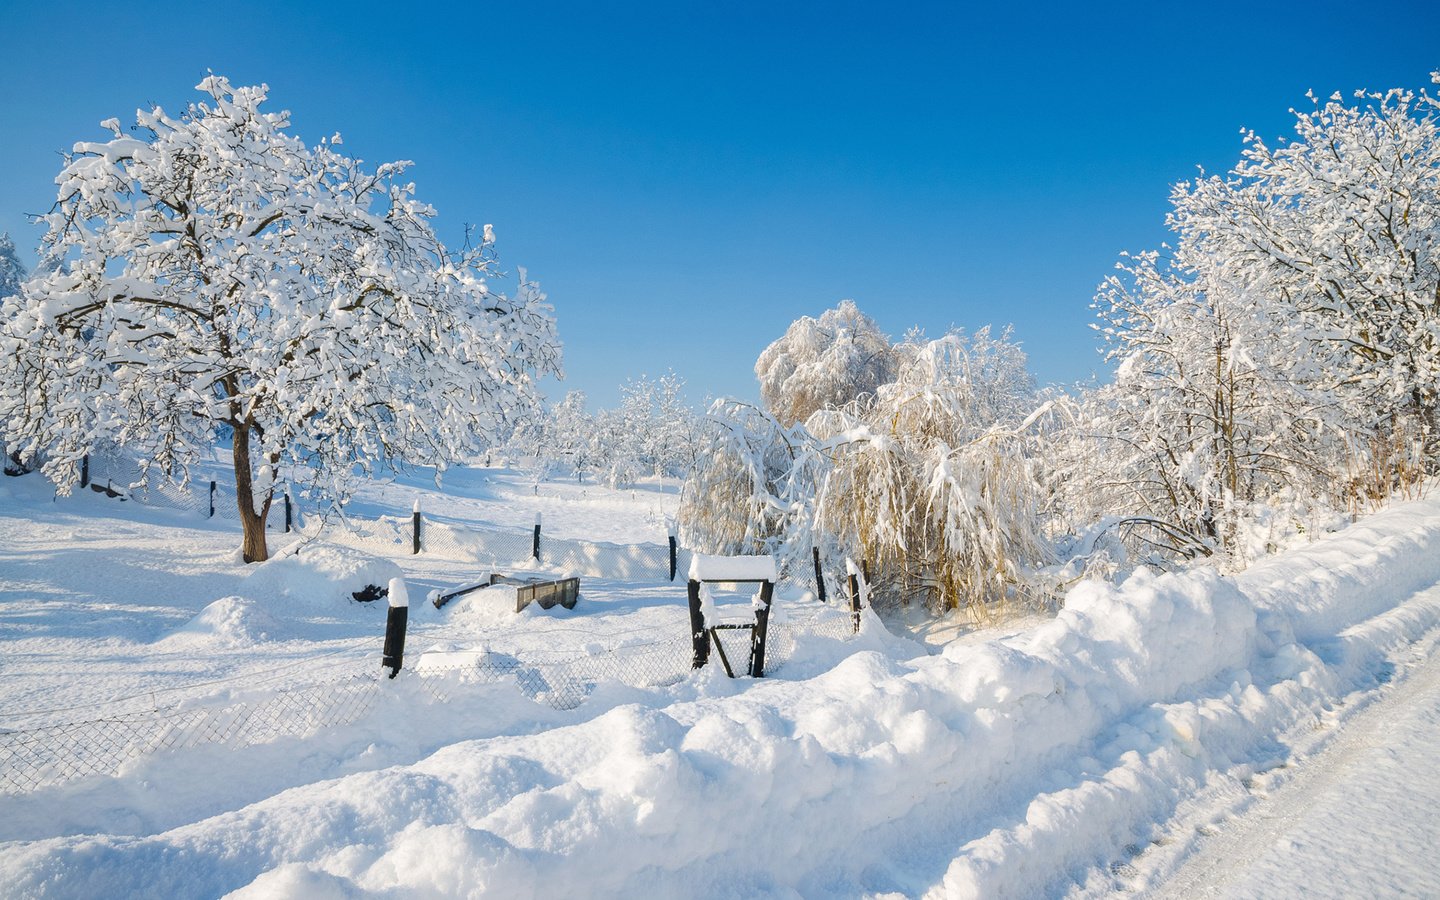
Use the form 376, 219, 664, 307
8, 465, 865, 796
0, 669, 381, 794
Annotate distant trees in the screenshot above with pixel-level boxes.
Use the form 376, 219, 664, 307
511, 372, 701, 489
0, 234, 29, 476
0, 76, 561, 562
0, 234, 23, 301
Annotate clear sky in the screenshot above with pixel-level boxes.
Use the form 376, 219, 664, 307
1, 1, 1436, 409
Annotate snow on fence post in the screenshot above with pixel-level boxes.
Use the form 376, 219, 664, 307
532, 513, 542, 561
846, 558, 863, 635
208, 480, 217, 518
813, 547, 827, 603
381, 577, 409, 678
411, 500, 422, 555
283, 492, 293, 533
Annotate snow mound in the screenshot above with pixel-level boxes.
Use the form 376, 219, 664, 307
241, 543, 403, 611
443, 584, 521, 631
164, 596, 284, 647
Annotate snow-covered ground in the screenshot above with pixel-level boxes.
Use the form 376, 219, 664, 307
1, 468, 1438, 897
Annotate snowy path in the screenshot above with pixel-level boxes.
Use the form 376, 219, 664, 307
1147, 615, 1440, 899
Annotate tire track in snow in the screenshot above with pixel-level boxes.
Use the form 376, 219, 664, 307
1145, 615, 1440, 899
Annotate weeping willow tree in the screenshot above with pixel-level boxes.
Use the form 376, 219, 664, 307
682, 328, 1055, 618
810, 332, 1053, 616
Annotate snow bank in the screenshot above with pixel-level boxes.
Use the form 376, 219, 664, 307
1236, 495, 1440, 643
5, 497, 1440, 897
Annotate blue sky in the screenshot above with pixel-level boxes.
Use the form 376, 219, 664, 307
1, 1, 1436, 409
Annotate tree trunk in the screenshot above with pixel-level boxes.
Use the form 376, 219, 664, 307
232, 424, 272, 563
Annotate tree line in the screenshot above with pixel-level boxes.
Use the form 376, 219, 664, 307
680, 74, 1440, 616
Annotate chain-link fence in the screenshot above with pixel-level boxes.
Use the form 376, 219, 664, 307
0, 602, 863, 795
0, 658, 380, 794
5, 457, 864, 795
324, 511, 834, 600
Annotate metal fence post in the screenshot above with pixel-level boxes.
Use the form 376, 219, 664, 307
208, 480, 217, 518
284, 493, 293, 533
532, 513, 542, 561
666, 517, 679, 581
381, 577, 409, 678
80, 454, 90, 489
411, 500, 422, 555
847, 558, 862, 635
750, 580, 774, 677
812, 547, 827, 603
686, 579, 709, 669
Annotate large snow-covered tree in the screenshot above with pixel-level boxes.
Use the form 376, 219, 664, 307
754, 299, 898, 426
1069, 249, 1341, 562
810, 328, 1050, 613
0, 76, 561, 562
689, 324, 1051, 616
1170, 79, 1440, 472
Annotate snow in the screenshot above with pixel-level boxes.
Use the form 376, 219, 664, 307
1143, 618, 1440, 898
687, 553, 778, 582
2, 469, 1439, 897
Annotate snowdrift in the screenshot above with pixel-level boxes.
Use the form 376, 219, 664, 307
4, 497, 1440, 897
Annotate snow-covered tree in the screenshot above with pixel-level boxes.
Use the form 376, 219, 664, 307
755, 299, 898, 426
690, 325, 1052, 616
811, 329, 1050, 613
0, 76, 561, 562
0, 234, 29, 475
1049, 74, 1440, 567
547, 390, 598, 482
678, 399, 822, 563
1170, 78, 1440, 475
1062, 248, 1340, 562
0, 233, 24, 301
617, 371, 700, 483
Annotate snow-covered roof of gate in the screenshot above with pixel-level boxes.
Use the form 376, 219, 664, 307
687, 553, 778, 582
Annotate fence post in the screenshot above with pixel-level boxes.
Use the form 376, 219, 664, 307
686, 579, 709, 669
667, 519, 679, 581
381, 577, 409, 678
208, 481, 216, 518
532, 513, 542, 562
80, 454, 90, 489
750, 580, 774, 677
812, 547, 827, 603
411, 500, 422, 555
284, 492, 293, 533
846, 558, 863, 635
